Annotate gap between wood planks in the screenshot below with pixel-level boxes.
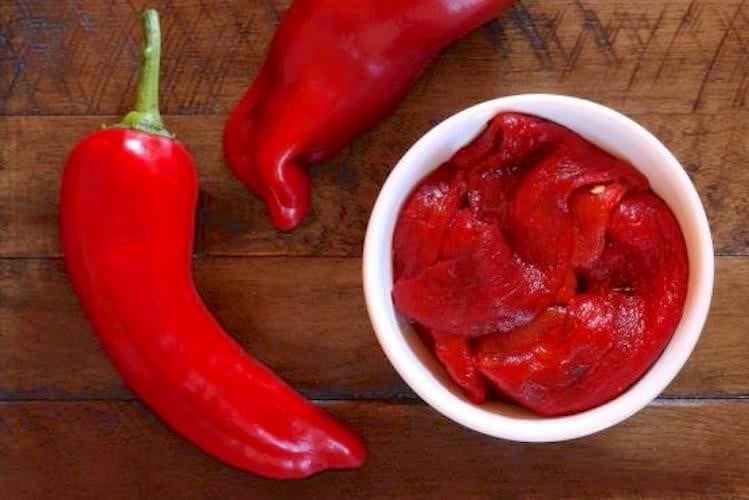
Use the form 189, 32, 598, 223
0, 396, 747, 404
2, 253, 749, 260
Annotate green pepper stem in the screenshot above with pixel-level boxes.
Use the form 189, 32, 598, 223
115, 9, 171, 137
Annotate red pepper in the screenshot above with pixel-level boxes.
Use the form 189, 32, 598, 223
224, 0, 515, 230
60, 10, 365, 479
392, 113, 688, 415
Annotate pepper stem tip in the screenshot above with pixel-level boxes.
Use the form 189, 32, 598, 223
114, 9, 171, 137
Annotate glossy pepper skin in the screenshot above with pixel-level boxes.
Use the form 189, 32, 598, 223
224, 0, 515, 230
59, 10, 365, 479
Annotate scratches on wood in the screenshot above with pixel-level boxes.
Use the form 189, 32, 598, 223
626, 6, 666, 90
692, 1, 745, 111
544, 7, 571, 64
560, 23, 586, 79
1, 3, 749, 494
654, 1, 696, 82
2, 1, 749, 115
482, 19, 510, 61
574, 0, 618, 64
733, 71, 749, 107
509, 1, 553, 69
0, 0, 277, 115
728, 4, 749, 108
0, 20, 24, 115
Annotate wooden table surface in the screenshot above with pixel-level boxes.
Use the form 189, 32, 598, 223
2, 0, 748, 497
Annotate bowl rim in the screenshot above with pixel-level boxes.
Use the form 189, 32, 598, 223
362, 93, 715, 442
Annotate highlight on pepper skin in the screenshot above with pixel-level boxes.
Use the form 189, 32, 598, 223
223, 0, 515, 230
59, 8, 366, 479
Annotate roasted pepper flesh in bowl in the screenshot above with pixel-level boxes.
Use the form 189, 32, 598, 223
392, 113, 689, 416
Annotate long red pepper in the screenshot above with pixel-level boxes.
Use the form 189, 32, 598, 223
224, 0, 515, 230
59, 10, 365, 479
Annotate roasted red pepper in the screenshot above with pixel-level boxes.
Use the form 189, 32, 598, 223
60, 10, 365, 479
392, 113, 688, 415
224, 0, 514, 230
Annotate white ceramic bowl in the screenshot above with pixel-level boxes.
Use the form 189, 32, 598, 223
363, 94, 714, 442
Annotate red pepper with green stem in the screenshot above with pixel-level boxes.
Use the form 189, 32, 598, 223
59, 9, 365, 479
224, 0, 515, 230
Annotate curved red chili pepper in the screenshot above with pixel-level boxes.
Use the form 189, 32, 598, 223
59, 10, 365, 479
224, 0, 515, 230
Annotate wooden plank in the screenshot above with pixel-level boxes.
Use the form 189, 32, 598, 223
0, 0, 278, 115
0, 400, 747, 498
1, 112, 748, 258
0, 256, 746, 400
3, 0, 746, 495
3, 1, 749, 116
0, 115, 392, 258
0, 256, 402, 400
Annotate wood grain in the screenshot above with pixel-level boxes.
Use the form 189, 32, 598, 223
1, 256, 746, 400
3, 1, 749, 116
1, 112, 747, 257
2, 1, 749, 256
1, 400, 747, 498
0, 257, 399, 400
2, 0, 748, 496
